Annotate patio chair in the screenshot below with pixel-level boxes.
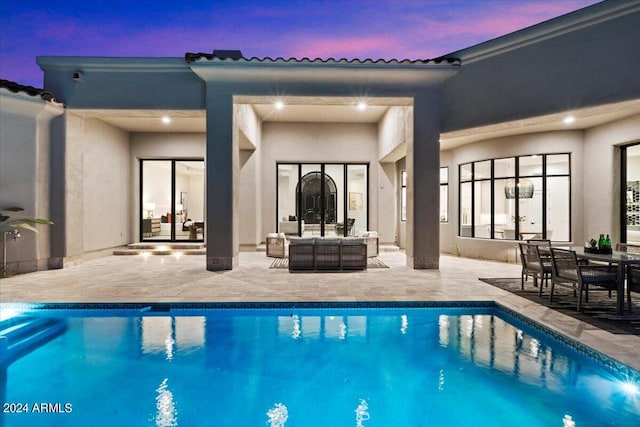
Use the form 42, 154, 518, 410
336, 218, 355, 236
549, 248, 618, 312
518, 243, 551, 296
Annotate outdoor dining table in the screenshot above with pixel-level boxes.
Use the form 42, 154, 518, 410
570, 246, 640, 315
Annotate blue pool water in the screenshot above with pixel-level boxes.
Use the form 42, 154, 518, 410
1, 303, 639, 427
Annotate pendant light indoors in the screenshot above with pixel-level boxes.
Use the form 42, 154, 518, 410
505, 178, 534, 199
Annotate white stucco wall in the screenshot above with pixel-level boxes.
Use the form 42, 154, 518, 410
378, 106, 411, 161
260, 122, 395, 243
583, 114, 640, 245
81, 118, 131, 252
236, 104, 262, 248
440, 130, 584, 262
0, 91, 63, 272
130, 133, 206, 241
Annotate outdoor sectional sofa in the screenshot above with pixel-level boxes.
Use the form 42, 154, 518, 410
288, 237, 367, 271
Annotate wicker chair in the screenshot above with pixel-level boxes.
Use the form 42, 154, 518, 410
549, 248, 618, 311
519, 243, 551, 296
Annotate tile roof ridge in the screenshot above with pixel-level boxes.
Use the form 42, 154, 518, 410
0, 78, 60, 103
185, 52, 460, 66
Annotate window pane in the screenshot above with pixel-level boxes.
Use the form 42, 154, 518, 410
175, 161, 204, 241
401, 187, 407, 222
475, 161, 491, 180
401, 170, 407, 222
347, 164, 367, 236
520, 155, 543, 177
495, 158, 515, 178
278, 164, 300, 235
474, 181, 491, 238
547, 176, 570, 241
142, 160, 171, 240
440, 167, 448, 184
440, 185, 448, 222
460, 163, 472, 181
326, 164, 345, 236
494, 179, 516, 240
518, 177, 543, 240
547, 154, 570, 175
460, 182, 472, 236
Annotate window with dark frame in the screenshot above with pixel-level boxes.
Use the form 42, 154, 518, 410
458, 154, 570, 241
440, 167, 448, 222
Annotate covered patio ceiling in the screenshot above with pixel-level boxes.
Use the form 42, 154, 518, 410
74, 97, 639, 152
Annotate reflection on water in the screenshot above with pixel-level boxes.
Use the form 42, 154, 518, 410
266, 403, 288, 427
438, 314, 577, 390
141, 317, 206, 360
355, 399, 370, 427
278, 315, 367, 340
153, 378, 177, 427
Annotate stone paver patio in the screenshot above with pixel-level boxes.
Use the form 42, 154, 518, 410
1, 251, 638, 371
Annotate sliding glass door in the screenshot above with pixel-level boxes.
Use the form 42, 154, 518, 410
276, 162, 368, 237
140, 159, 204, 242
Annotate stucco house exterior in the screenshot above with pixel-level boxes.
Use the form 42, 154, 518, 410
1, 0, 639, 273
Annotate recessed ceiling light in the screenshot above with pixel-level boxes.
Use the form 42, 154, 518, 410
275, 101, 284, 110
161, 116, 171, 124
357, 101, 367, 111
563, 116, 575, 124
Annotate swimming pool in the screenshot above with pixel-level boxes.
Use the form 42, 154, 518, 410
1, 302, 639, 426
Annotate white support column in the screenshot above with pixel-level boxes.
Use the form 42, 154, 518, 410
406, 88, 441, 269
205, 86, 238, 270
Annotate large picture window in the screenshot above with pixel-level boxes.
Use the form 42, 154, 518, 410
459, 154, 570, 241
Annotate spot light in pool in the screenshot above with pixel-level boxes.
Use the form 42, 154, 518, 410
621, 381, 639, 396
140, 251, 150, 258
174, 252, 183, 259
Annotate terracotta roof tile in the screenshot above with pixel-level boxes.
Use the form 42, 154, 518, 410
185, 50, 460, 66
0, 79, 58, 102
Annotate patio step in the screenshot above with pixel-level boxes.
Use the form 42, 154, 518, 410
113, 242, 206, 256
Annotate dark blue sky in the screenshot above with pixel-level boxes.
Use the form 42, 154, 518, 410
1, 0, 600, 88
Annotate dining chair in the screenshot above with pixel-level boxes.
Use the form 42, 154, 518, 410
549, 248, 618, 312
519, 243, 551, 296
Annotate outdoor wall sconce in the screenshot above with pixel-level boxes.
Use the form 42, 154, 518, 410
505, 178, 534, 199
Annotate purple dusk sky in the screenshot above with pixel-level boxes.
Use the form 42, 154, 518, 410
2, 0, 600, 88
